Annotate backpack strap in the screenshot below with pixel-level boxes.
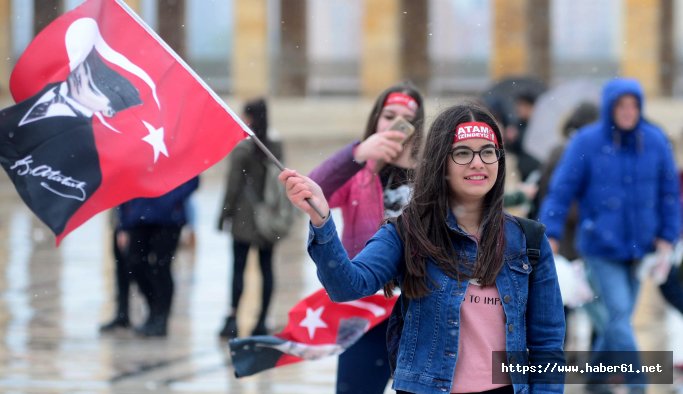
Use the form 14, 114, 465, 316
397, 292, 409, 317
514, 216, 546, 266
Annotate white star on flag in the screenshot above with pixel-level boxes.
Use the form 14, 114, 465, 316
299, 306, 328, 340
141, 121, 169, 163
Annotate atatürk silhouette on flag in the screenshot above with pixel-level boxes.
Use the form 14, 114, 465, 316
0, 24, 141, 235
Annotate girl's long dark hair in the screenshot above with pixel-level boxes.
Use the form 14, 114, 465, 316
389, 103, 507, 299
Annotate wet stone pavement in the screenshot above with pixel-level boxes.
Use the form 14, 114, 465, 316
0, 137, 682, 394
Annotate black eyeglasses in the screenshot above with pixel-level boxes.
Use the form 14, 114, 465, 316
450, 147, 503, 165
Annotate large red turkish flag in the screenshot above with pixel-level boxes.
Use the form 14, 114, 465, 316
1, 0, 247, 243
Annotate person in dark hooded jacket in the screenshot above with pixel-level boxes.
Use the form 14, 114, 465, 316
540, 78, 680, 393
217, 98, 283, 339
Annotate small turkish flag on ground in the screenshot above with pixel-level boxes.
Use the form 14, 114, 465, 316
229, 288, 397, 377
0, 0, 248, 243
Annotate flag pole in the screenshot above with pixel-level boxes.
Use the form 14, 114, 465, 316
249, 134, 327, 220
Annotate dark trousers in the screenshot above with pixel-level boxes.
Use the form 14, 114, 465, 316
337, 319, 391, 394
231, 239, 274, 322
112, 228, 131, 319
127, 224, 182, 323
659, 265, 683, 313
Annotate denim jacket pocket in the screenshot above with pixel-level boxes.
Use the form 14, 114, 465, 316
505, 254, 533, 275
504, 256, 532, 304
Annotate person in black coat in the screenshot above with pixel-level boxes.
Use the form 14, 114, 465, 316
217, 98, 282, 339
113, 177, 200, 337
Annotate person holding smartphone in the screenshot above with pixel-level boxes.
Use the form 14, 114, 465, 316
305, 82, 424, 394
280, 102, 564, 394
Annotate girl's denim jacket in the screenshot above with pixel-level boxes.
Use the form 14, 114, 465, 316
307, 212, 565, 394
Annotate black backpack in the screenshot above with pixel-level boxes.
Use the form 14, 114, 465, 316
385, 216, 546, 376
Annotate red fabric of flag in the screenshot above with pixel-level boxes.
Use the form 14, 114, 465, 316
229, 288, 397, 377
3, 0, 247, 243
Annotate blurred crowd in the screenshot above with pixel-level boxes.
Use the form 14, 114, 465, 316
97, 75, 683, 394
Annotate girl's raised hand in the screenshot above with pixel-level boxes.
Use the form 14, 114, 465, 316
353, 130, 405, 164
278, 169, 330, 227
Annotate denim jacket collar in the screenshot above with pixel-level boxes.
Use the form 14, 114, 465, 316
444, 207, 476, 238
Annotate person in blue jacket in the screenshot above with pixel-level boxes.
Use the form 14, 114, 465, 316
280, 103, 565, 394
539, 78, 680, 393
116, 176, 200, 337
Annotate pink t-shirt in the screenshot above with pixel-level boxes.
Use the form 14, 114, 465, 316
451, 280, 512, 393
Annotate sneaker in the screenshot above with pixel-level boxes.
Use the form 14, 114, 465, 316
219, 316, 238, 339
99, 317, 130, 333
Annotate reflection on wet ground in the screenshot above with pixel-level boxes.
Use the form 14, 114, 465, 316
0, 138, 681, 394
0, 138, 344, 394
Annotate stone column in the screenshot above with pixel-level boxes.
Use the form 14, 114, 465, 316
658, 0, 675, 97
33, 0, 63, 36
526, 0, 550, 83
233, 0, 269, 98
491, 0, 550, 83
277, 0, 307, 96
0, 0, 10, 93
123, 0, 142, 13
399, 0, 429, 92
157, 0, 186, 59
361, 0, 400, 97
491, 0, 528, 80
620, 0, 664, 96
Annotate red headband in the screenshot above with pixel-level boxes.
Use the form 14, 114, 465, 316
384, 92, 418, 111
453, 122, 498, 147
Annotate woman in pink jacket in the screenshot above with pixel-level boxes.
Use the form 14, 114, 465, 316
308, 82, 425, 394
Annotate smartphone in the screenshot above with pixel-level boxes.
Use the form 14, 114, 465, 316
375, 116, 415, 171
386, 116, 415, 141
